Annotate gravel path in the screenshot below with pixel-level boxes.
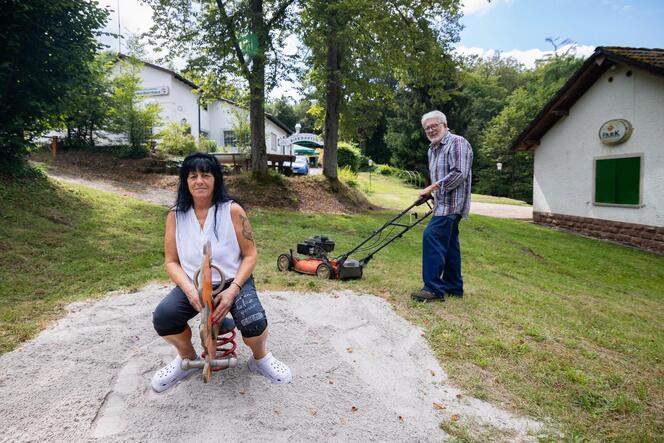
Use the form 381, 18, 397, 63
0, 286, 542, 442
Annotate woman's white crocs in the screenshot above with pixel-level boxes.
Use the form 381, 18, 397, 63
248, 352, 292, 384
151, 355, 199, 393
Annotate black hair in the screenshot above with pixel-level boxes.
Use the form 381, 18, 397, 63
174, 152, 235, 238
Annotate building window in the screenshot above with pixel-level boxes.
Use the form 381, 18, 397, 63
271, 133, 278, 153
594, 155, 642, 206
224, 130, 236, 147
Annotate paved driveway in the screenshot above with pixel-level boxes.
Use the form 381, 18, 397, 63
470, 202, 532, 220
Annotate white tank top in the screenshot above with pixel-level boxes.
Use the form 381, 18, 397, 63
175, 201, 241, 283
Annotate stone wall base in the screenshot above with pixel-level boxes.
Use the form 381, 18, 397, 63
533, 212, 664, 255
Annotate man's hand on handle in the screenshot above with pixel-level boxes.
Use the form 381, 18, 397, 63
419, 182, 440, 199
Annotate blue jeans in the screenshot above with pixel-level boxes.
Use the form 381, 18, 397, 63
422, 214, 463, 297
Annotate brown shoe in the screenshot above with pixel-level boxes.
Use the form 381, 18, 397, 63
410, 289, 444, 302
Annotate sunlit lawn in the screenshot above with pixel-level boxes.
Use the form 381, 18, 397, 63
1, 172, 662, 441
356, 172, 531, 209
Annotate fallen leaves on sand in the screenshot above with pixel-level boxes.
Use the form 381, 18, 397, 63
433, 402, 446, 410
451, 414, 460, 422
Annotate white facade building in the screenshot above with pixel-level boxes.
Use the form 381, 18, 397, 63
512, 47, 664, 254
112, 55, 291, 151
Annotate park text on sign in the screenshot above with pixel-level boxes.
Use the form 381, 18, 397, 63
137, 86, 169, 97
288, 133, 324, 145
599, 119, 633, 145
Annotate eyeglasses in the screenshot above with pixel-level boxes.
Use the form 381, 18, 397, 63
424, 122, 443, 132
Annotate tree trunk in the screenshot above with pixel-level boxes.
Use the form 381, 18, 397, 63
323, 28, 342, 180
249, 0, 268, 177
249, 77, 267, 176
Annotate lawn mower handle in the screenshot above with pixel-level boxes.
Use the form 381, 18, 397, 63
414, 195, 433, 207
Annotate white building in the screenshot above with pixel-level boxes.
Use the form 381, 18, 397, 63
113, 55, 292, 152
512, 47, 664, 254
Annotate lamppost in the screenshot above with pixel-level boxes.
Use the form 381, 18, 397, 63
496, 162, 503, 196
368, 159, 373, 191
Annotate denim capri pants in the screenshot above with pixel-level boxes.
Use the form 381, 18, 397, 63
153, 276, 267, 338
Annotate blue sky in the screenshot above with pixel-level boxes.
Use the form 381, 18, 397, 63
98, 0, 663, 78
457, 0, 664, 66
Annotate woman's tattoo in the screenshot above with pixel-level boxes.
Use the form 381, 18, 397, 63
240, 214, 255, 243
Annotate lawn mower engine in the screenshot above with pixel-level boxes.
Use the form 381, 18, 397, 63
277, 235, 363, 280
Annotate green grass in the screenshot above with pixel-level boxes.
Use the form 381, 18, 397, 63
355, 172, 530, 209
0, 172, 167, 352
1, 171, 663, 441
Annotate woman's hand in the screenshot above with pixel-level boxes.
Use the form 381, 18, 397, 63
212, 284, 240, 323
184, 285, 202, 312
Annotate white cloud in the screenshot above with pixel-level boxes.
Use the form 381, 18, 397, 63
461, 0, 511, 16
97, 0, 155, 53
454, 44, 596, 68
99, 0, 154, 34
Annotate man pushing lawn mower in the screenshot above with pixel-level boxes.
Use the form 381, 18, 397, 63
411, 110, 473, 303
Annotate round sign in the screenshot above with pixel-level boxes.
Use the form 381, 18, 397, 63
599, 119, 633, 145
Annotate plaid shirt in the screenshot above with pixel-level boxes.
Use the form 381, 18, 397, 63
428, 131, 474, 217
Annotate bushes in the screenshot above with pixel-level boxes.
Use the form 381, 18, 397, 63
374, 163, 425, 187
377, 164, 399, 176
157, 122, 197, 156
198, 136, 218, 153
337, 142, 361, 171
337, 165, 358, 187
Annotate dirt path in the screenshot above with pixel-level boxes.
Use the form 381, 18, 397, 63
47, 170, 177, 207
0, 286, 542, 442
47, 169, 533, 220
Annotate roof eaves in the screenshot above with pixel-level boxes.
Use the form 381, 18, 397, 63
600, 47, 664, 77
511, 46, 664, 152
117, 53, 199, 90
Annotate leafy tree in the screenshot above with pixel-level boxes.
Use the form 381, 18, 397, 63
229, 108, 251, 154
301, 0, 462, 179
267, 97, 298, 131
59, 52, 115, 149
124, 31, 153, 63
475, 54, 584, 201
0, 0, 109, 166
106, 58, 162, 157
445, 54, 526, 187
145, 0, 298, 177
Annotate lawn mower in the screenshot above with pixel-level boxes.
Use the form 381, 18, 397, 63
276, 196, 433, 280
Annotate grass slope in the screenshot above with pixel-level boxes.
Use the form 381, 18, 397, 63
1, 171, 662, 441
0, 172, 166, 352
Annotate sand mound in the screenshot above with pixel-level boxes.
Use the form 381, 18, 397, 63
0, 285, 541, 442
